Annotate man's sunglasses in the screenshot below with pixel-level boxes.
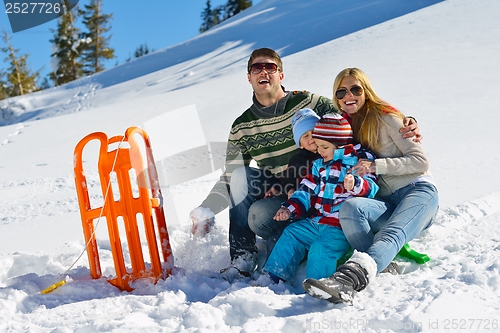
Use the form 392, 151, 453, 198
248, 63, 279, 74
335, 85, 363, 99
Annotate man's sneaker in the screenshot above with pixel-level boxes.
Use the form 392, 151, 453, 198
219, 252, 257, 283
381, 261, 401, 275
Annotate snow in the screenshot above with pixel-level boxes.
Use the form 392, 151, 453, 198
1, 0, 500, 331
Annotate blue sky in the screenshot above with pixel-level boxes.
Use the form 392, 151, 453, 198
0, 0, 261, 84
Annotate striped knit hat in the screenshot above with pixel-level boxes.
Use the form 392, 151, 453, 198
312, 114, 353, 146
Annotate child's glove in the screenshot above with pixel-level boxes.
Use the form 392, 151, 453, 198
190, 206, 215, 237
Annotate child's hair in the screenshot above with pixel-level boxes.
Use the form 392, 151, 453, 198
333, 68, 404, 152
247, 48, 283, 73
291, 108, 320, 148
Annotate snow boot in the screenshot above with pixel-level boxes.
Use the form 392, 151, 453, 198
302, 251, 377, 304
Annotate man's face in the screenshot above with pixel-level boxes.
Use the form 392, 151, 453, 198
247, 56, 284, 98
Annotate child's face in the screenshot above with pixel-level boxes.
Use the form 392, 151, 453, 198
299, 130, 317, 152
314, 138, 336, 162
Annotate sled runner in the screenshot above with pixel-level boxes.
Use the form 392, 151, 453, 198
339, 243, 430, 267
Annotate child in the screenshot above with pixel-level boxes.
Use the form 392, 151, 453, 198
263, 114, 379, 282
265, 108, 321, 200
263, 108, 322, 255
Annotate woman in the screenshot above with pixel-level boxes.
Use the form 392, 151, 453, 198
302, 68, 439, 304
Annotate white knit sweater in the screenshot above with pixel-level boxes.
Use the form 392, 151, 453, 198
373, 114, 435, 196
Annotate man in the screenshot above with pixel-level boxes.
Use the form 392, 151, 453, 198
189, 48, 419, 281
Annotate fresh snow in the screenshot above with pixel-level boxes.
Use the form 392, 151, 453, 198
1, 0, 500, 332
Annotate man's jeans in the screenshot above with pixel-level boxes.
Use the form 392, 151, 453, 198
229, 167, 286, 260
339, 182, 439, 273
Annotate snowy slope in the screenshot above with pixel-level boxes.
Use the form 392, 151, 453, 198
1, 0, 500, 332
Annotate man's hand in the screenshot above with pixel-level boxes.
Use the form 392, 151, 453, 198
274, 206, 291, 221
401, 117, 423, 143
190, 207, 215, 238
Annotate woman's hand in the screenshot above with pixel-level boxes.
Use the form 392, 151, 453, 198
350, 159, 376, 177
274, 207, 291, 221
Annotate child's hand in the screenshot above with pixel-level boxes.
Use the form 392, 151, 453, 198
274, 207, 291, 221
343, 174, 355, 191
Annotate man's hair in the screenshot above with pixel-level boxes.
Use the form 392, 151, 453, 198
247, 48, 283, 73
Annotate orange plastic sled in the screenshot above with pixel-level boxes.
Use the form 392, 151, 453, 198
74, 126, 173, 291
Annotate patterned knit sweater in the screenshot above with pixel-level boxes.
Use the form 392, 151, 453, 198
202, 89, 338, 214
285, 144, 379, 228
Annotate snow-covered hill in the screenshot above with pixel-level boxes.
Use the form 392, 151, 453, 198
1, 0, 500, 331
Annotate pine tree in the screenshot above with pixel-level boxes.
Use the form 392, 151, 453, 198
200, 0, 217, 33
80, 0, 114, 75
0, 70, 8, 100
200, 0, 251, 33
224, 0, 252, 20
211, 6, 223, 27
0, 28, 40, 99
134, 43, 151, 58
49, 0, 84, 86
125, 44, 154, 62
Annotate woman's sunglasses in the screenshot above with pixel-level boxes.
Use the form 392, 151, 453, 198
248, 63, 279, 74
335, 85, 363, 99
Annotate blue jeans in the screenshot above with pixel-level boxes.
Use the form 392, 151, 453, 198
229, 167, 285, 259
339, 182, 439, 273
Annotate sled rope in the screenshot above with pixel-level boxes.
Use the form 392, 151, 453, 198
42, 136, 125, 294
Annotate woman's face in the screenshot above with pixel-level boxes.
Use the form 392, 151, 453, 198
336, 76, 366, 116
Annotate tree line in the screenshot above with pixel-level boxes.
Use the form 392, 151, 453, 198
200, 0, 252, 32
0, 0, 252, 101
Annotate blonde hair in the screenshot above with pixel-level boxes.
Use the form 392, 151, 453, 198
333, 68, 405, 152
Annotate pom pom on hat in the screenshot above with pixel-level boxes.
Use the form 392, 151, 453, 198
291, 108, 320, 147
312, 114, 354, 146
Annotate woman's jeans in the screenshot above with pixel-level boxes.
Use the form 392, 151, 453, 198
339, 182, 439, 273
229, 167, 287, 260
